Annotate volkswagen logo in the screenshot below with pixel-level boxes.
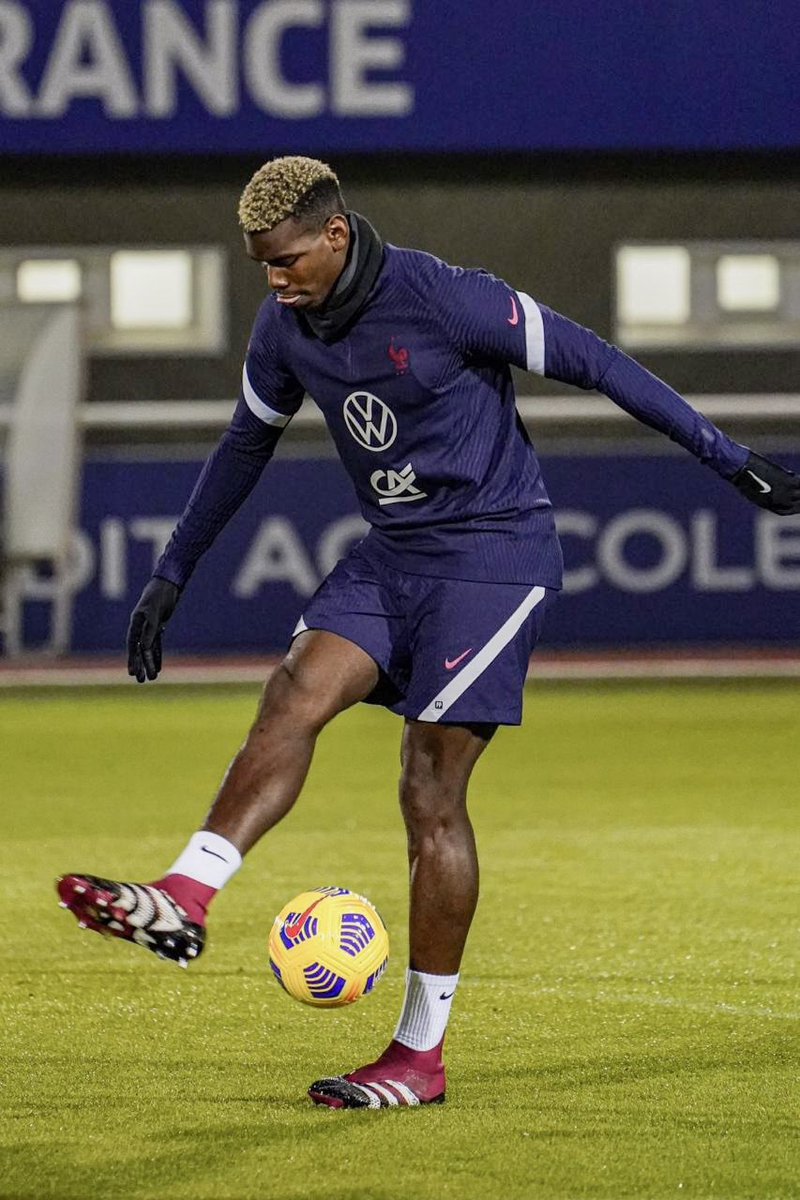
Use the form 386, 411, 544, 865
342, 391, 397, 452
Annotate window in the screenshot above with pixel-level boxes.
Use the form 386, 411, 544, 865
16, 259, 82, 304
716, 254, 780, 313
110, 251, 193, 330
1, 246, 226, 355
615, 241, 800, 350
616, 246, 691, 325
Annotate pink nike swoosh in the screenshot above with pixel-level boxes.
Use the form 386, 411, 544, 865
507, 296, 519, 326
284, 897, 324, 940
444, 648, 473, 671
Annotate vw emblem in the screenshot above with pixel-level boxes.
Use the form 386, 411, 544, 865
342, 391, 397, 452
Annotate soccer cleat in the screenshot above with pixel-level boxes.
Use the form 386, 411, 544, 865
56, 874, 205, 968
308, 1039, 446, 1109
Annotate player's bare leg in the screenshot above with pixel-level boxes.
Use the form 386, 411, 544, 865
57, 631, 379, 964
400, 719, 489, 974
309, 719, 492, 1109
201, 629, 380, 853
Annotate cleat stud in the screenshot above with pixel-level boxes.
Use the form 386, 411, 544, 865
74, 885, 86, 894
58, 901, 68, 909
178, 959, 188, 969
96, 898, 108, 908
187, 946, 198, 957
78, 920, 87, 929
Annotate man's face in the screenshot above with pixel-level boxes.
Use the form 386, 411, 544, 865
244, 214, 350, 311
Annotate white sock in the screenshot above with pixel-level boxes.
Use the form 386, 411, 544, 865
166, 832, 242, 890
393, 968, 460, 1052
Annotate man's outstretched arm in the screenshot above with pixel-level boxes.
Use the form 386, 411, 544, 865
535, 304, 800, 514
424, 261, 800, 515
127, 394, 290, 682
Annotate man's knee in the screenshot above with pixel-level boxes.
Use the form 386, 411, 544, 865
255, 630, 379, 735
399, 760, 458, 832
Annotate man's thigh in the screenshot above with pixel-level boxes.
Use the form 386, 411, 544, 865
293, 548, 412, 702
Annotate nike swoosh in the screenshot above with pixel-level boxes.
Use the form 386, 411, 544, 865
284, 897, 324, 940
201, 846, 228, 862
507, 295, 519, 326
746, 470, 772, 494
444, 648, 473, 671
439, 990, 455, 1000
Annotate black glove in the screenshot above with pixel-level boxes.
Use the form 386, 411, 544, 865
732, 451, 800, 516
127, 577, 181, 682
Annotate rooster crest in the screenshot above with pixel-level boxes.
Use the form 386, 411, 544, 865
388, 337, 410, 374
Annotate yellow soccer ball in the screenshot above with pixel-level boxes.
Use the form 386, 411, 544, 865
268, 886, 389, 1007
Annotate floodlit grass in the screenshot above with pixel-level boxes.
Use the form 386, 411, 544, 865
1, 681, 799, 1199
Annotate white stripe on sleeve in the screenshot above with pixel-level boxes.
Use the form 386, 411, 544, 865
416, 585, 547, 723
516, 292, 545, 375
242, 362, 293, 426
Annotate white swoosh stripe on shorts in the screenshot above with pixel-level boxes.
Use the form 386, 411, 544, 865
416, 585, 546, 723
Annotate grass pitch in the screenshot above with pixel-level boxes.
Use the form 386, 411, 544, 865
1, 680, 799, 1200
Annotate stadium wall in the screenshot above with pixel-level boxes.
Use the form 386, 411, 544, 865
24, 450, 798, 655
4, 155, 800, 413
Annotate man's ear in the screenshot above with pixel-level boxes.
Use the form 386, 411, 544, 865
326, 214, 350, 252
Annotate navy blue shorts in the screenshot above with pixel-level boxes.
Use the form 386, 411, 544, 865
293, 546, 552, 726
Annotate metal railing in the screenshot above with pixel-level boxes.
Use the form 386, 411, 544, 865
1, 394, 797, 432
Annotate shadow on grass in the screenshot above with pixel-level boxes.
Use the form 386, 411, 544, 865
1, 1113, 423, 1200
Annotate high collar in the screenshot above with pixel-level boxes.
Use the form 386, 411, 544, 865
299, 212, 384, 344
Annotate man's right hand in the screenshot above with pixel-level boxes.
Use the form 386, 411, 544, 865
127, 577, 181, 682
732, 451, 800, 515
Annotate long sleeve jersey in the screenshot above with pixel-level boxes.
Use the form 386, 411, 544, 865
156, 244, 748, 591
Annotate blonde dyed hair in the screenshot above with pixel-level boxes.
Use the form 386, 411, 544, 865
238, 156, 342, 233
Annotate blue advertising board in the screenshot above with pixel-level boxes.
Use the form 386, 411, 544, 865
62, 452, 800, 654
1, 1, 799, 154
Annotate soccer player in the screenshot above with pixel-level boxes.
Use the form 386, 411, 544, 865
57, 157, 800, 1110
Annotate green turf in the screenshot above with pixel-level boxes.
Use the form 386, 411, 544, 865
1, 681, 799, 1200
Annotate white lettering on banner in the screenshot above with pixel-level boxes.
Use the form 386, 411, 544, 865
129, 517, 178, 571
100, 518, 127, 600
18, 530, 94, 598
332, 0, 413, 116
599, 510, 687, 593
691, 510, 754, 591
233, 517, 318, 598
245, 0, 325, 118
0, 0, 415, 120
89, 514, 366, 601
144, 0, 237, 117
316, 515, 369, 576
0, 1, 32, 114
554, 510, 598, 593
556, 508, 800, 596
36, 0, 138, 117
756, 514, 800, 588
79, 508, 800, 603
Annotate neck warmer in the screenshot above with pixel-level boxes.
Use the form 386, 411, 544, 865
300, 211, 384, 343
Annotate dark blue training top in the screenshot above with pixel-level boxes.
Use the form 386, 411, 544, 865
156, 244, 748, 590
